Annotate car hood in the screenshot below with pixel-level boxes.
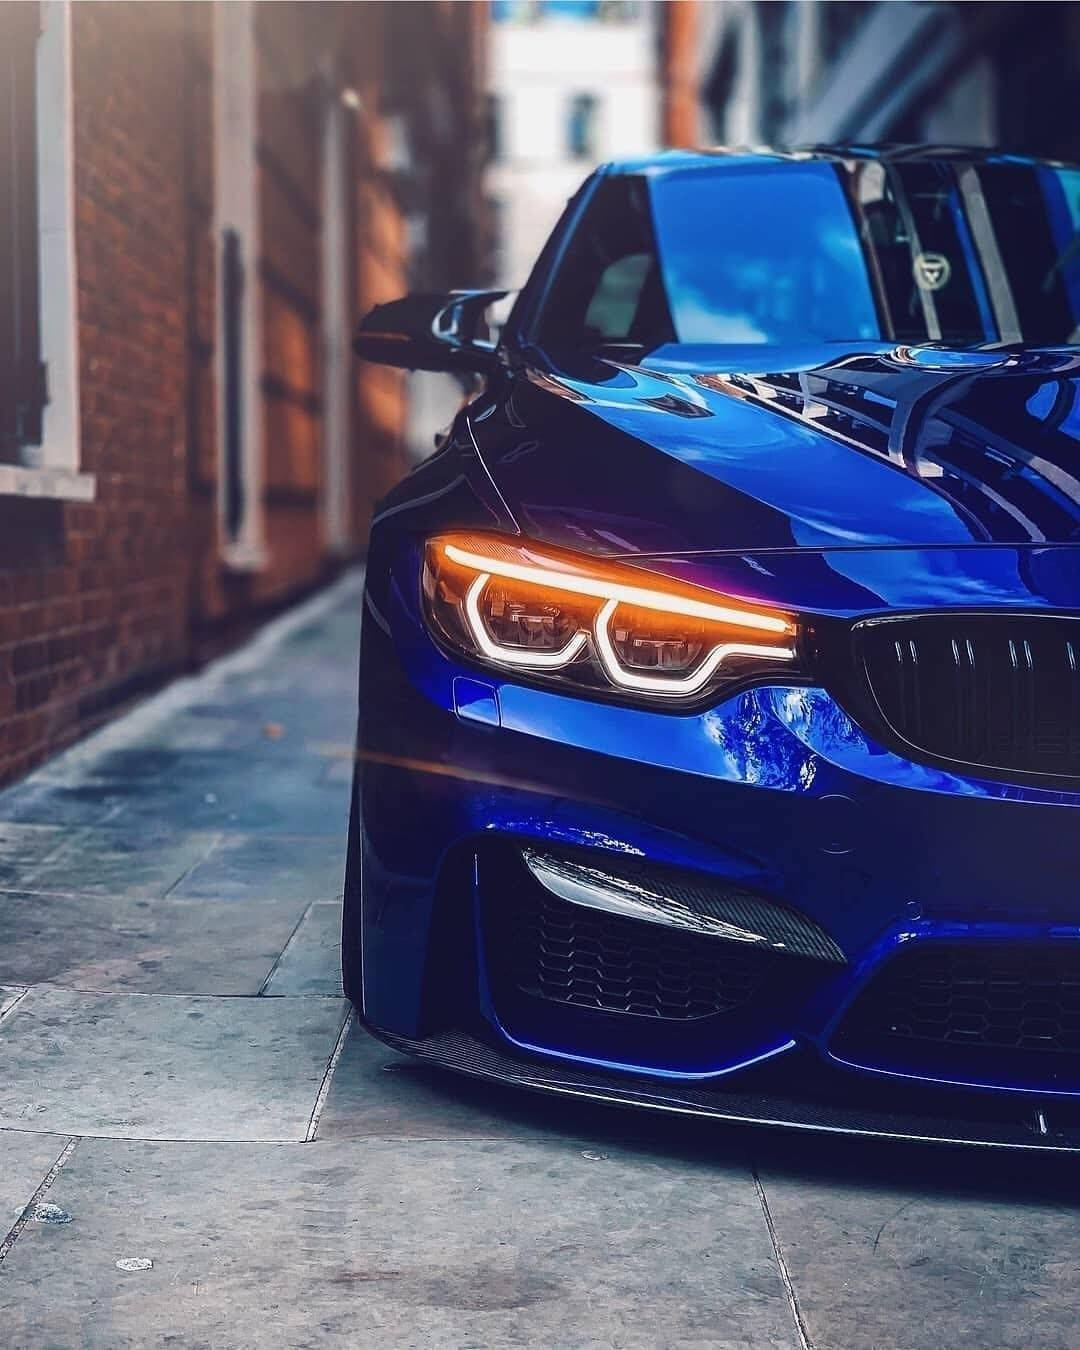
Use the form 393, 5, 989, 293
476, 343, 1080, 560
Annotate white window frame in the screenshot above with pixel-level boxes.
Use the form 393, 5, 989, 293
6, 0, 93, 501
213, 0, 265, 568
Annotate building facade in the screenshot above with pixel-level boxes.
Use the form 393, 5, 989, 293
486, 0, 658, 300
0, 0, 487, 784
659, 2, 1080, 161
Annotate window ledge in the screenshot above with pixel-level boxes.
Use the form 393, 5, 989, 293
222, 541, 268, 573
0, 464, 95, 501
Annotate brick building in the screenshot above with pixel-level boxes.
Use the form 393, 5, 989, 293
0, 0, 489, 784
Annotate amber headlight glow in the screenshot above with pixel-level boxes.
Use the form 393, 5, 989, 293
422, 532, 801, 706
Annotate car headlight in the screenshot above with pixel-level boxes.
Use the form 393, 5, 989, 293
421, 532, 802, 706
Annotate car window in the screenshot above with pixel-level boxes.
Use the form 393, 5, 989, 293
533, 176, 675, 354
651, 163, 880, 346
978, 164, 1080, 344
850, 159, 987, 343
533, 159, 1080, 355
583, 252, 652, 340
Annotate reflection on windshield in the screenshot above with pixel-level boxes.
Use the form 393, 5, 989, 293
653, 164, 880, 345
649, 159, 1080, 349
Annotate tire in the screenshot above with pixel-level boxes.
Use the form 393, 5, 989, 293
340, 768, 364, 1009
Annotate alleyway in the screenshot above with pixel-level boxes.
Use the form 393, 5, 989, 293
0, 571, 1078, 1348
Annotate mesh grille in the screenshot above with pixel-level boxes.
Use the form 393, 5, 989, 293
858, 614, 1080, 778
839, 943, 1080, 1056
514, 886, 769, 1021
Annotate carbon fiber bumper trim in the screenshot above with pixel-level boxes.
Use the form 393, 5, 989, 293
372, 1024, 1080, 1152
521, 846, 846, 965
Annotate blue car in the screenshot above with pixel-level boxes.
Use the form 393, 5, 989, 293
345, 147, 1080, 1150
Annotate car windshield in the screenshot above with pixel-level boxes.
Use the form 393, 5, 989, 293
535, 158, 1080, 353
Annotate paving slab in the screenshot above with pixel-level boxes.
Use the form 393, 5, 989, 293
0, 985, 26, 1019
0, 1130, 69, 1236
756, 1145, 1080, 1350
171, 833, 345, 904
320, 755, 354, 784
22, 825, 219, 899
73, 753, 351, 836
0, 822, 75, 888
129, 710, 289, 754
0, 1135, 795, 1349
179, 694, 357, 748
262, 901, 343, 996
0, 988, 348, 1141
0, 890, 308, 994
0, 780, 118, 826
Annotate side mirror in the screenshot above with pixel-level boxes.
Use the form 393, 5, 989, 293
353, 289, 508, 374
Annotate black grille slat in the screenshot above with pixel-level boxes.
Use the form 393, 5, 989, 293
838, 944, 1080, 1058
894, 637, 923, 743
859, 615, 1080, 778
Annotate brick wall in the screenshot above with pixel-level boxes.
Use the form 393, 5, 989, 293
0, 0, 444, 785
0, 0, 486, 786
0, 3, 193, 782
254, 5, 336, 605
190, 1, 412, 634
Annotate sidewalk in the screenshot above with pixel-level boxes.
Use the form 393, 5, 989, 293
0, 571, 1077, 1349
0, 570, 790, 1348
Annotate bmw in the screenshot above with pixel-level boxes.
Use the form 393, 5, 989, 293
345, 147, 1080, 1149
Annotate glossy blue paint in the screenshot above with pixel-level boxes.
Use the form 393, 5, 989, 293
346, 147, 1080, 1121
453, 676, 501, 727
468, 345, 1080, 557
355, 571, 1080, 1084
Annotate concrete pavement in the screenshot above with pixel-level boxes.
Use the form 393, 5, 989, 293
0, 569, 1079, 1348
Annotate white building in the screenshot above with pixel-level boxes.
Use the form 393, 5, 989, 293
487, 0, 658, 298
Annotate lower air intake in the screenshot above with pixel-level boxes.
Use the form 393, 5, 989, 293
478, 844, 844, 1075
518, 883, 768, 1021
836, 942, 1080, 1058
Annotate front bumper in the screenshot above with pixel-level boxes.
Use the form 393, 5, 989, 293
353, 573, 1080, 1145
369, 1026, 1080, 1151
